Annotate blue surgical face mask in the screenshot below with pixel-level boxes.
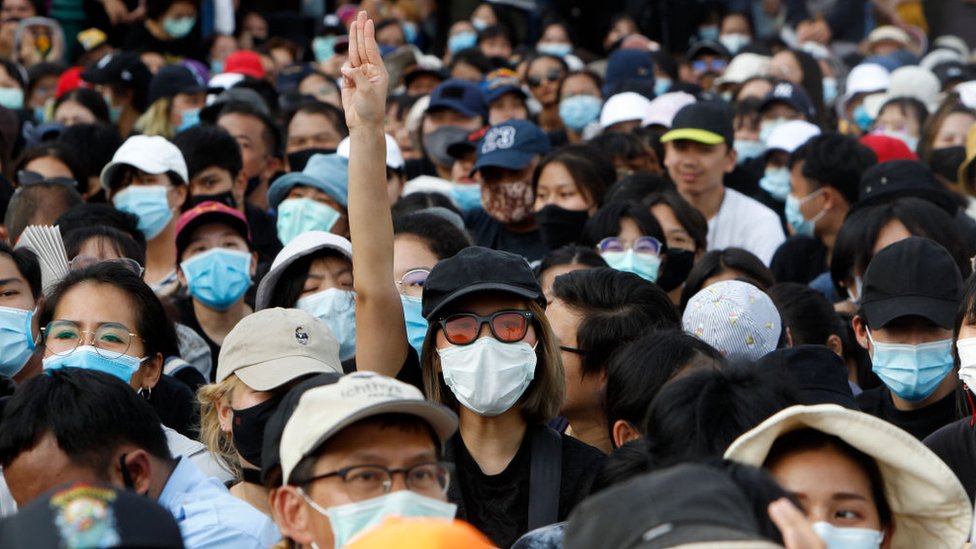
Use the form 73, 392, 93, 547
759, 118, 788, 145
210, 59, 225, 75
163, 16, 196, 39
113, 185, 173, 240
601, 249, 662, 283
296, 287, 356, 361
449, 183, 482, 211
0, 306, 35, 377
402, 21, 418, 44
759, 167, 791, 201
698, 25, 719, 41
734, 139, 765, 164
448, 31, 477, 54
867, 331, 954, 402
822, 77, 838, 105
719, 33, 750, 55
300, 489, 456, 549
180, 248, 252, 311
312, 36, 337, 62
276, 197, 342, 245
471, 18, 489, 31
32, 106, 45, 123
559, 95, 602, 131
811, 522, 883, 549
177, 108, 200, 133
103, 94, 122, 124
784, 190, 824, 237
0, 87, 24, 110
853, 105, 873, 132
537, 42, 572, 58
379, 44, 397, 57
401, 294, 427, 359
654, 78, 672, 97
874, 128, 919, 152
43, 345, 147, 384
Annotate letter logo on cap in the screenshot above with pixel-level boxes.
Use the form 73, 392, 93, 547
481, 126, 517, 154
773, 82, 793, 98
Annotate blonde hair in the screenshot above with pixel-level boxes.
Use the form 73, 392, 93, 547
421, 299, 565, 424
134, 97, 175, 139
197, 374, 240, 477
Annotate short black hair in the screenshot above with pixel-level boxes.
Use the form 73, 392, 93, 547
393, 212, 471, 261
56, 203, 145, 250
54, 88, 110, 125
145, 0, 199, 21
587, 131, 656, 170
604, 173, 672, 204
216, 101, 283, 157
581, 201, 667, 248
14, 142, 84, 184
56, 124, 123, 193
537, 245, 607, 280
605, 330, 724, 433
768, 283, 842, 346
266, 251, 351, 309
790, 133, 877, 205
4, 183, 83, 244
63, 225, 146, 267
0, 59, 25, 89
0, 368, 172, 472
680, 248, 775, 311
551, 267, 680, 377
391, 192, 461, 218
172, 124, 243, 181
39, 263, 179, 359
284, 101, 349, 142
533, 144, 615, 209
0, 241, 40, 300
447, 48, 494, 75
477, 24, 516, 47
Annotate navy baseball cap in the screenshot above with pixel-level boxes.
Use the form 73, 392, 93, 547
428, 78, 487, 119
471, 120, 551, 174
603, 48, 655, 97
149, 64, 209, 104
482, 69, 527, 104
759, 81, 816, 120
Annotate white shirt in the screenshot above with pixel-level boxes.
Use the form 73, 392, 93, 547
706, 187, 785, 265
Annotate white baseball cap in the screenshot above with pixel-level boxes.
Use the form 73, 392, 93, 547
336, 133, 405, 171
863, 65, 941, 119
714, 53, 770, 86
765, 120, 821, 154
100, 135, 189, 192
642, 91, 697, 128
599, 92, 652, 129
843, 63, 890, 102
255, 231, 353, 310
682, 279, 782, 362
280, 371, 458, 484
216, 308, 343, 390
726, 404, 972, 549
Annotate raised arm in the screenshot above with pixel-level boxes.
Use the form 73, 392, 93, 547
342, 11, 410, 375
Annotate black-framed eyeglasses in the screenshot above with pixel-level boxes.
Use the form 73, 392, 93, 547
438, 309, 534, 346
396, 268, 430, 298
41, 320, 144, 359
17, 169, 77, 188
299, 462, 451, 501
527, 68, 564, 88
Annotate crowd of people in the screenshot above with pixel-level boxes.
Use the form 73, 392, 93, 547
0, 0, 975, 547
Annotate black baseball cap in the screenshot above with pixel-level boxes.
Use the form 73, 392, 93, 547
421, 246, 546, 320
81, 51, 151, 89
0, 481, 184, 548
148, 64, 208, 105
660, 101, 734, 146
757, 345, 857, 409
860, 237, 963, 330
856, 159, 958, 215
759, 81, 817, 120
564, 463, 774, 549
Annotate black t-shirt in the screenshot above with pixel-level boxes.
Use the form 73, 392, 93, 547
147, 373, 200, 439
123, 23, 204, 61
174, 296, 221, 381
856, 386, 959, 440
445, 423, 605, 548
924, 417, 976, 504
463, 208, 548, 263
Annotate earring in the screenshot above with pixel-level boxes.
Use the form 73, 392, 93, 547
138, 386, 152, 400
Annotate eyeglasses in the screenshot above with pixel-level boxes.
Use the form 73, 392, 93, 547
597, 236, 662, 255
527, 68, 564, 88
68, 256, 145, 277
438, 310, 534, 345
396, 268, 430, 298
692, 59, 728, 73
299, 462, 451, 501
42, 320, 144, 359
17, 170, 77, 188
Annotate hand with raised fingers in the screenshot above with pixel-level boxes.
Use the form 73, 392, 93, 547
769, 498, 826, 549
340, 10, 389, 131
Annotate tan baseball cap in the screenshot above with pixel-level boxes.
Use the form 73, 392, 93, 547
280, 372, 458, 484
725, 404, 971, 549
216, 308, 343, 390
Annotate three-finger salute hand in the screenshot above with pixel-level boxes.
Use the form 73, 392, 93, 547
340, 11, 389, 130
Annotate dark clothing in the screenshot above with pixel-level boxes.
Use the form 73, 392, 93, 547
123, 23, 204, 61
445, 423, 605, 548
463, 208, 548, 262
784, 0, 868, 43
245, 203, 281, 265
924, 417, 976, 505
148, 374, 200, 439
174, 296, 221, 381
405, 157, 438, 181
770, 235, 828, 286
857, 386, 959, 440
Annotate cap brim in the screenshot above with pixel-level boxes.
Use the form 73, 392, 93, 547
288, 399, 458, 483
176, 212, 250, 257
424, 281, 542, 321
100, 159, 171, 192
860, 294, 958, 329
660, 128, 725, 145
267, 172, 347, 209
471, 150, 536, 175
233, 355, 343, 391
255, 242, 353, 310
427, 102, 482, 119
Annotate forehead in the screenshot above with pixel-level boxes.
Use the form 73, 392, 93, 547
188, 220, 244, 241
55, 281, 139, 328
0, 254, 26, 283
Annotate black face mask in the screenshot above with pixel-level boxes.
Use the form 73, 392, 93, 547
231, 396, 281, 468
535, 204, 589, 250
186, 191, 236, 210
656, 247, 696, 292
929, 146, 966, 183
287, 148, 336, 172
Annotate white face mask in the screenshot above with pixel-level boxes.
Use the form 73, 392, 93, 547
437, 337, 536, 416
956, 337, 976, 389
301, 489, 457, 549
811, 521, 884, 549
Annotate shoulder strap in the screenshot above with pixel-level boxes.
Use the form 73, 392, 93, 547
527, 426, 562, 530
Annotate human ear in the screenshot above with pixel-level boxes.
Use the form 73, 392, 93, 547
612, 420, 641, 448
274, 485, 316, 545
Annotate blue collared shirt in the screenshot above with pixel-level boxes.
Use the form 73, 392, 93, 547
158, 457, 280, 549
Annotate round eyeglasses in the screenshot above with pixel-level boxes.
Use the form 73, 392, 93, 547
299, 462, 451, 501
396, 268, 430, 298
597, 236, 662, 255
42, 320, 144, 359
438, 310, 534, 346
